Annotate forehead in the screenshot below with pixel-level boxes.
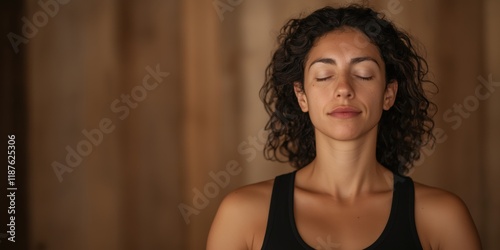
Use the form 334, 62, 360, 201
306, 28, 383, 65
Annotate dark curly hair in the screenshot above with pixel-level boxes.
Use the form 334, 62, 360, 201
260, 5, 436, 175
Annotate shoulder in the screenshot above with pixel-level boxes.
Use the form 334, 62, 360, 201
217, 178, 275, 221
207, 178, 275, 250
215, 179, 275, 227
412, 181, 481, 250
413, 181, 468, 213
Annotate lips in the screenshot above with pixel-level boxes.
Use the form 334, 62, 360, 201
327, 106, 361, 118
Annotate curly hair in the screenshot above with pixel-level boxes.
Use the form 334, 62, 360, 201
260, 5, 436, 174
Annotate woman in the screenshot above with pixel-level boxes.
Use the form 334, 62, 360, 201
207, 5, 481, 250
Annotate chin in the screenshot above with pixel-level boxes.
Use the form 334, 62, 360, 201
322, 128, 362, 141
331, 133, 361, 141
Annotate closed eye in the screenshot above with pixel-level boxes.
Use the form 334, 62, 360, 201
316, 76, 332, 82
357, 76, 374, 81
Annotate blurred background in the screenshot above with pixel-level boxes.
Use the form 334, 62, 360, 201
1, 0, 499, 249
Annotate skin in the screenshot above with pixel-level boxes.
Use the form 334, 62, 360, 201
207, 28, 481, 250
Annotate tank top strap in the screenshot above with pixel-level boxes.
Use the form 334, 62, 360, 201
262, 171, 310, 250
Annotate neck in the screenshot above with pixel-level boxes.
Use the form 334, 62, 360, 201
299, 127, 393, 199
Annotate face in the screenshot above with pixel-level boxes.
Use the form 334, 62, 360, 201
294, 28, 397, 142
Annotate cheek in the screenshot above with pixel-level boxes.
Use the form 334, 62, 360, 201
358, 88, 386, 110
304, 90, 330, 120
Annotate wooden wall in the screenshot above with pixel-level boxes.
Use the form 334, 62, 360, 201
1, 0, 497, 249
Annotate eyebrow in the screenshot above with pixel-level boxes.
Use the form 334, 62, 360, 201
308, 56, 380, 69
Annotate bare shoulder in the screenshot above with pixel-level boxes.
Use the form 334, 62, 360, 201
225, 178, 275, 207
207, 178, 274, 250
216, 178, 274, 223
413, 181, 481, 250
413, 182, 468, 211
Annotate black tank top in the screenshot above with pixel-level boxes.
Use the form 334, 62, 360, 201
261, 171, 423, 249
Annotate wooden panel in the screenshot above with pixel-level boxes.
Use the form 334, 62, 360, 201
483, 0, 500, 248
180, 1, 224, 249
27, 0, 122, 249
27, 0, 184, 249
117, 0, 184, 249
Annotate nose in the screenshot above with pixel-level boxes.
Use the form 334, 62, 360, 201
334, 75, 354, 99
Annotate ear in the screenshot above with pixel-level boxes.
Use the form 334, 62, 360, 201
383, 80, 398, 110
294, 82, 309, 112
